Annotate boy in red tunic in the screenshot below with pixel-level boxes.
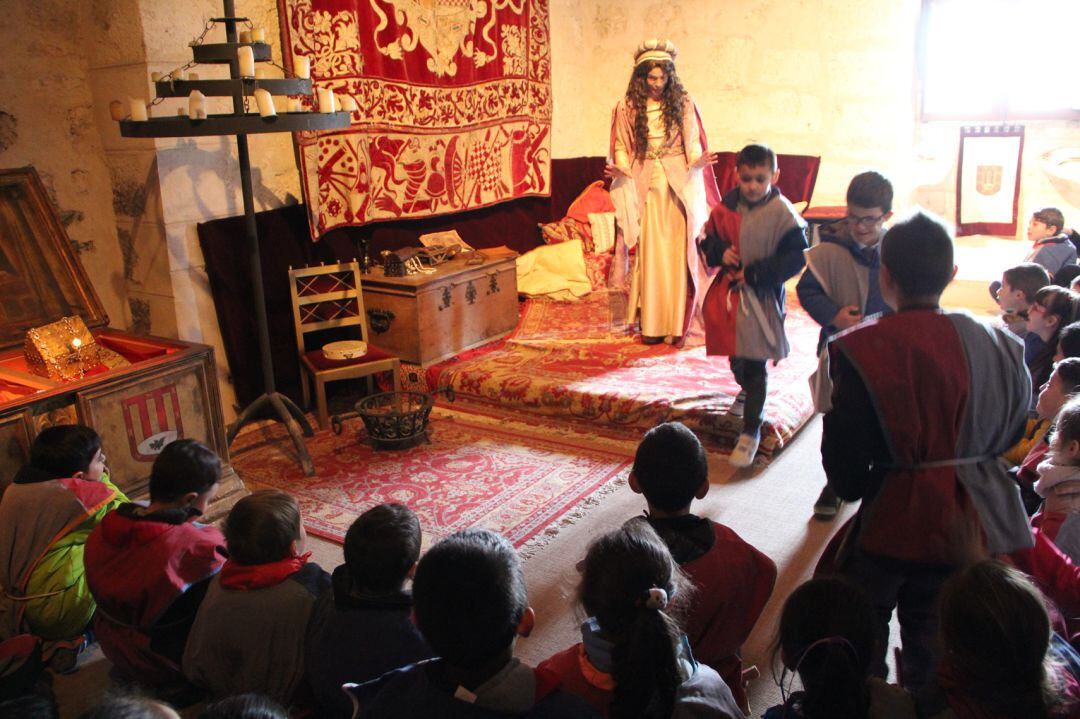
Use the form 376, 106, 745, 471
85, 439, 226, 690
628, 421, 776, 713
819, 210, 1032, 690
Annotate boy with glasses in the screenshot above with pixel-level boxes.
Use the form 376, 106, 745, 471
797, 171, 894, 517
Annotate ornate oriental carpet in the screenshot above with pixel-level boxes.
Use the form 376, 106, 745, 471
231, 406, 632, 554
415, 290, 820, 460
280, 0, 552, 237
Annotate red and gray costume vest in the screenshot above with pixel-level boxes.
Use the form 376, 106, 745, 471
830, 310, 1032, 563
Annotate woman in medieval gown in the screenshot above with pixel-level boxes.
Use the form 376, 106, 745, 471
608, 39, 719, 345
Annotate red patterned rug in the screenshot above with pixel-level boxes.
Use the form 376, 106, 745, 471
230, 406, 632, 554
410, 289, 819, 461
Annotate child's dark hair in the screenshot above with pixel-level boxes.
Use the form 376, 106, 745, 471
736, 143, 777, 172
224, 490, 301, 566
1033, 286, 1079, 335
149, 439, 220, 503
77, 693, 174, 719
198, 692, 288, 719
580, 520, 689, 719
1058, 322, 1080, 360
773, 577, 875, 719
1033, 207, 1065, 234
1003, 263, 1051, 303
1055, 357, 1080, 395
633, 422, 707, 513
881, 210, 954, 298
1054, 264, 1080, 289
0, 694, 58, 719
343, 503, 421, 593
29, 425, 101, 479
412, 528, 527, 668
940, 560, 1063, 717
846, 171, 893, 214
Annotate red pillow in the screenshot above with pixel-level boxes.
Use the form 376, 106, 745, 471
564, 181, 615, 225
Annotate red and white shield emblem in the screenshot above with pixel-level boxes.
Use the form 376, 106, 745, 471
976, 164, 1002, 196
122, 385, 185, 461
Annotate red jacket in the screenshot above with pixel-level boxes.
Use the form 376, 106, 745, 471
85, 505, 225, 685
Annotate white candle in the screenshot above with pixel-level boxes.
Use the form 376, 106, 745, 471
109, 100, 124, 121
188, 90, 206, 119
129, 99, 148, 121
251, 27, 266, 43
238, 46, 255, 77
238, 30, 252, 44
317, 87, 337, 113
151, 72, 163, 82
339, 95, 357, 113
254, 89, 276, 117
294, 56, 310, 79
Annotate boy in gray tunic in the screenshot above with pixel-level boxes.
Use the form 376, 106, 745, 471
700, 144, 807, 467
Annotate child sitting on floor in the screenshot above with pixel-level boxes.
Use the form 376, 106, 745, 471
183, 490, 330, 706
538, 521, 743, 718
305, 503, 433, 718
1025, 207, 1078, 280
0, 425, 127, 661
763, 576, 912, 719
354, 528, 597, 718
628, 421, 775, 713
1033, 397, 1080, 564
915, 560, 1080, 717
699, 143, 808, 467
1026, 286, 1080, 403
1017, 358, 1080, 499
993, 262, 1050, 340
85, 439, 226, 691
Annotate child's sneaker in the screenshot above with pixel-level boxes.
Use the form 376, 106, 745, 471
813, 485, 842, 519
728, 432, 760, 467
729, 391, 747, 418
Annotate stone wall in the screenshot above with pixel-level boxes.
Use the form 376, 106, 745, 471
0, 1, 131, 328
548, 0, 1080, 232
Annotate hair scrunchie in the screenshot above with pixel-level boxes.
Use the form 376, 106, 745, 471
643, 587, 669, 610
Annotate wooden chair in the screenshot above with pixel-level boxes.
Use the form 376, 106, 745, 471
288, 261, 400, 430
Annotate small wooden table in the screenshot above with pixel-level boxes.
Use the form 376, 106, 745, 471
360, 249, 519, 366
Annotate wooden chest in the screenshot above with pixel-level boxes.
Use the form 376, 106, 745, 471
361, 249, 519, 366
0, 168, 244, 520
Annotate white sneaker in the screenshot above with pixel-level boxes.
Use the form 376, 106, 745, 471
728, 432, 760, 468
729, 391, 747, 418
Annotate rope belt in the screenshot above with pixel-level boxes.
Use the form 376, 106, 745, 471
881, 454, 996, 471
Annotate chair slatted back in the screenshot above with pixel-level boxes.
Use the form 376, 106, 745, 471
287, 262, 370, 356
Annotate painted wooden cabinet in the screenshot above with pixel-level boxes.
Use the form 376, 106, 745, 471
0, 168, 244, 519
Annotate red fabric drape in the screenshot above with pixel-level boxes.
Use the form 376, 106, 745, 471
280, 0, 552, 239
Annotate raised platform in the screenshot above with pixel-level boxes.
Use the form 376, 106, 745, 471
408, 289, 821, 464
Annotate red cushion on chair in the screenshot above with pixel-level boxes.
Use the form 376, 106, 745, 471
303, 344, 395, 372
802, 205, 847, 222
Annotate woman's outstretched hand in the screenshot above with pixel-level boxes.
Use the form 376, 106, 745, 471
691, 151, 719, 170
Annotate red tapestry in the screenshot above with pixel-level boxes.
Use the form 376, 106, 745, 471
280, 0, 552, 239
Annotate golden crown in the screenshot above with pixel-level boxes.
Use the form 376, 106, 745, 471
634, 38, 677, 66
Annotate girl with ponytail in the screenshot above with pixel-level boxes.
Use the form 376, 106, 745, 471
765, 577, 913, 719
538, 520, 742, 718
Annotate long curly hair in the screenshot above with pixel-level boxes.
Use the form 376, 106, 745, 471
624, 59, 687, 162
